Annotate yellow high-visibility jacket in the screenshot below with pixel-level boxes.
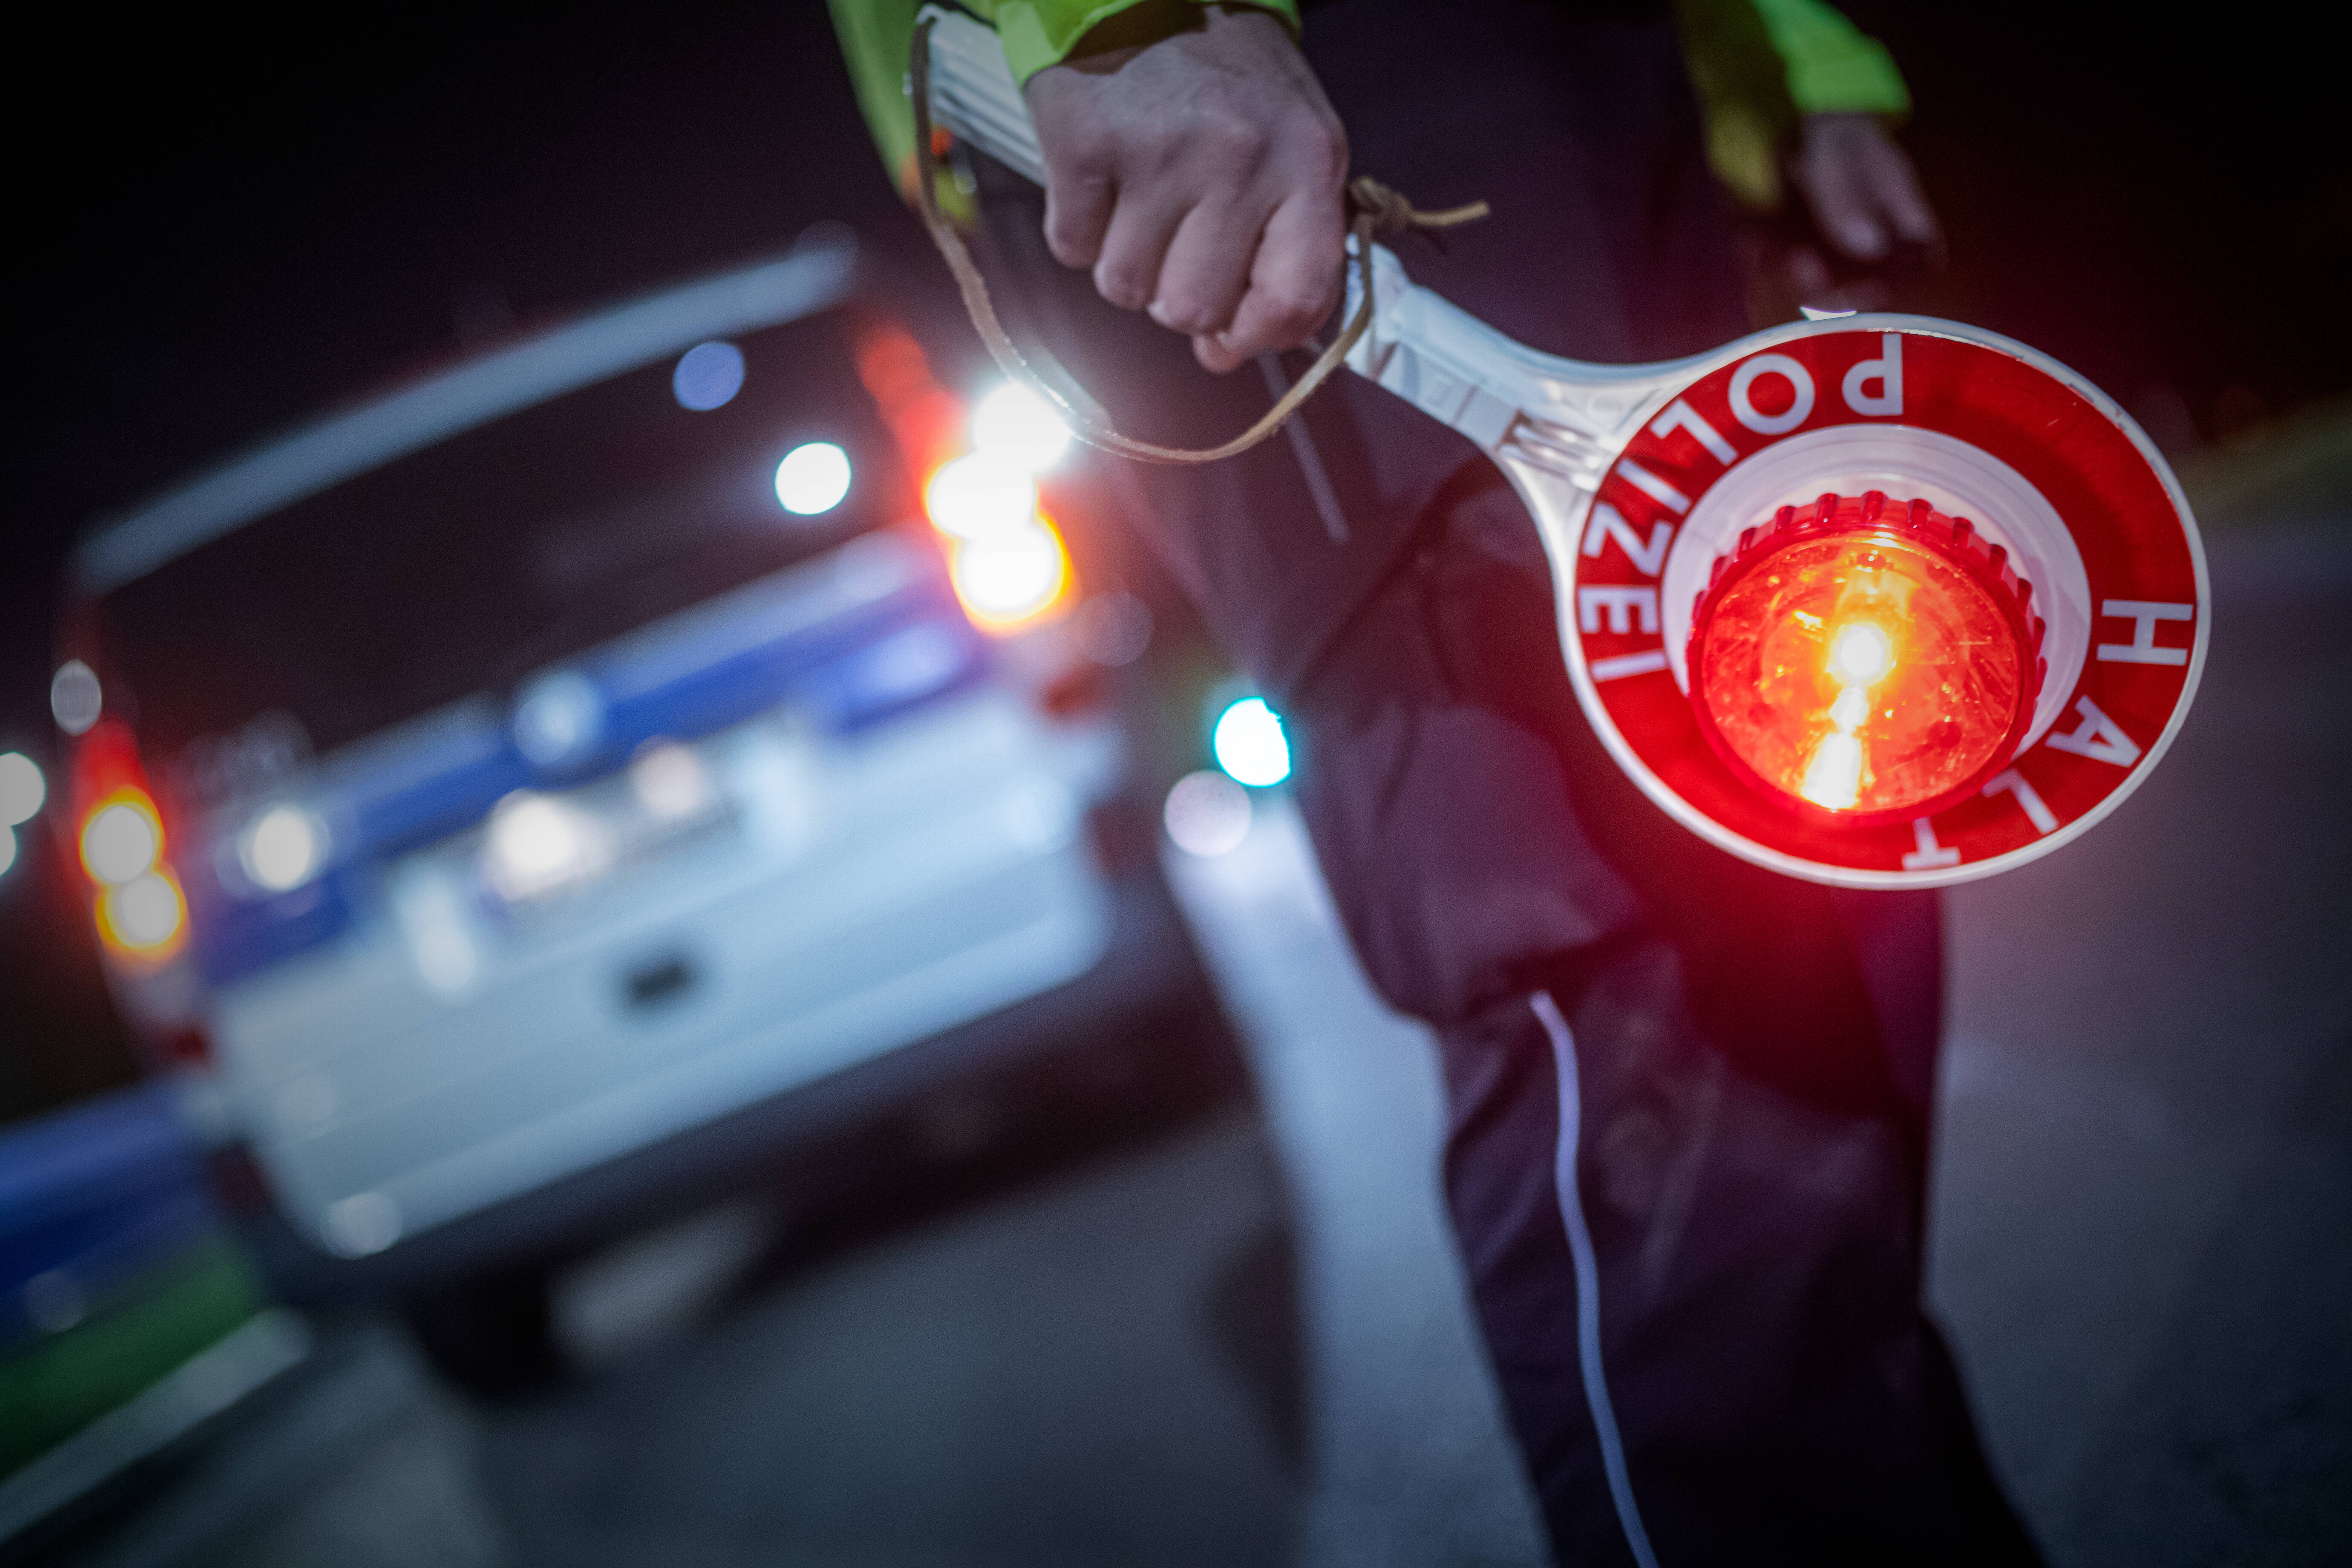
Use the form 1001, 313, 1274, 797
826, 0, 1910, 214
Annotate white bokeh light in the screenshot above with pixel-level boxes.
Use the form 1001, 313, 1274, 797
774, 441, 853, 515
485, 792, 609, 902
1212, 697, 1291, 787
0, 826, 17, 879
972, 383, 1072, 470
83, 801, 160, 885
106, 871, 184, 950
240, 804, 328, 893
1164, 770, 1253, 858
631, 743, 713, 821
924, 451, 1036, 539
51, 662, 102, 736
0, 751, 44, 827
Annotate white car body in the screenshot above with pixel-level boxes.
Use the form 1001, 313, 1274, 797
64, 234, 1158, 1277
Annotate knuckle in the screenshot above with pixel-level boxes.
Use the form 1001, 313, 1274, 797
1191, 109, 1270, 171
1259, 284, 1332, 333
1155, 292, 1228, 334
1095, 262, 1152, 311
1195, 340, 1244, 375
1302, 228, 1347, 277
1048, 122, 1113, 173
1297, 121, 1349, 188
1043, 217, 1099, 268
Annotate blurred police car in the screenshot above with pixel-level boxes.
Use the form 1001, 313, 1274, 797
49, 231, 1220, 1388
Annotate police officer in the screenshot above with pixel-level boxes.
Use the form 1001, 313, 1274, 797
833, 3, 2041, 1561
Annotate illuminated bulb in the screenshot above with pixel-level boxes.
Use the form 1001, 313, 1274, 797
1211, 697, 1291, 787
1164, 770, 1253, 857
1828, 622, 1893, 686
950, 518, 1067, 625
774, 442, 853, 515
1828, 686, 1870, 731
0, 752, 44, 827
240, 804, 328, 892
972, 383, 1072, 470
925, 452, 1037, 539
1689, 498, 2037, 818
1799, 732, 1864, 811
83, 799, 161, 885
104, 871, 185, 952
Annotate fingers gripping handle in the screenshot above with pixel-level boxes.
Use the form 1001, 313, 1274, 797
910, 8, 1482, 466
921, 7, 1677, 463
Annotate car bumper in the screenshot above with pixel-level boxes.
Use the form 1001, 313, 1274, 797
223, 848, 1240, 1306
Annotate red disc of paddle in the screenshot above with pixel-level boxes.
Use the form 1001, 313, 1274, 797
1561, 320, 2207, 887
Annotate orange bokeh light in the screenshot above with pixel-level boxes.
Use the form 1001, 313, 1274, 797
1689, 495, 2041, 820
947, 510, 1073, 632
95, 862, 187, 961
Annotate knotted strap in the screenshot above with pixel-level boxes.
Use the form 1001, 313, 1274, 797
910, 14, 1487, 466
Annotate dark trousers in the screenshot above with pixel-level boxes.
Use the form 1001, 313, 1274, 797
1287, 473, 2043, 1564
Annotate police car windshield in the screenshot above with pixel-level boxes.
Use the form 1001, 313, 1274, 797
92, 312, 911, 810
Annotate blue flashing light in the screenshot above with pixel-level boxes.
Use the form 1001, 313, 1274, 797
672, 341, 746, 411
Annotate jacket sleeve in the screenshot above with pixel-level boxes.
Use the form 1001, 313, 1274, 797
1675, 0, 1911, 210
827, 0, 1300, 205
1749, 0, 1908, 116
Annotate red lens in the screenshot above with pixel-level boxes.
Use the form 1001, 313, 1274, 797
1687, 492, 2044, 821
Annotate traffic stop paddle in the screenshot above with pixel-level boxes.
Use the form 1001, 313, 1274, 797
913, 7, 2208, 890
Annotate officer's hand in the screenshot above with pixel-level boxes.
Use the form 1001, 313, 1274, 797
1023, 3, 1349, 374
1789, 112, 1940, 264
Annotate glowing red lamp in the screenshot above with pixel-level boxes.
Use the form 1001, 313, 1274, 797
1687, 491, 2044, 823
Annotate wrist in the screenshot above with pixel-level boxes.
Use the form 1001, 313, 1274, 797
1063, 0, 1194, 62
1047, 1, 1298, 70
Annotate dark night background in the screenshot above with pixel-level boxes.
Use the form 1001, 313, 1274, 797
4, 1, 2347, 1110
